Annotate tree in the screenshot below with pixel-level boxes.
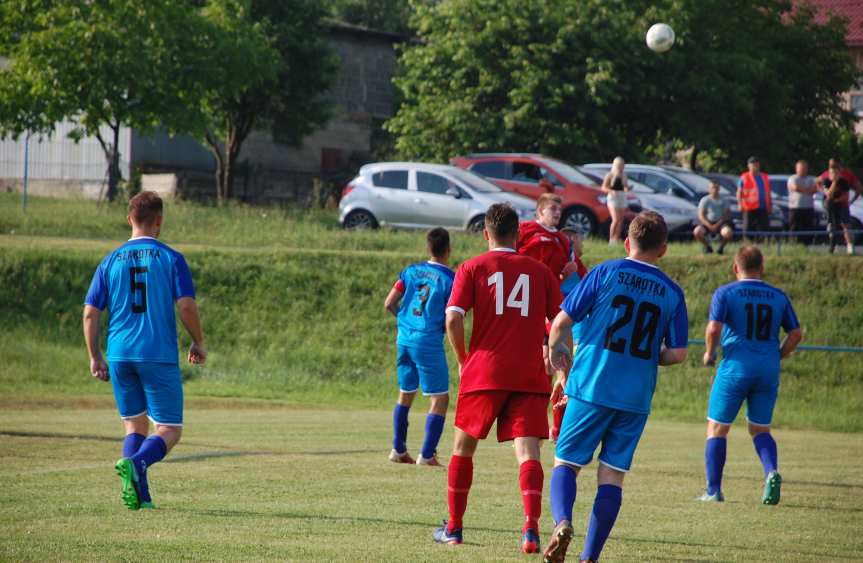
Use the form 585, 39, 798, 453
387, 0, 856, 170
327, 0, 417, 35
201, 0, 338, 203
0, 0, 219, 201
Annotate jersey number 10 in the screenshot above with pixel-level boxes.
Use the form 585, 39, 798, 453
488, 272, 530, 317
744, 303, 772, 341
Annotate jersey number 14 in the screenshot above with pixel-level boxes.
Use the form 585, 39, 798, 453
488, 272, 529, 317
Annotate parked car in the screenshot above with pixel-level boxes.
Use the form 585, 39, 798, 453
451, 153, 639, 236
577, 167, 697, 235
339, 162, 537, 231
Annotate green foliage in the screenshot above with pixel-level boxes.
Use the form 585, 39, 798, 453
327, 0, 417, 35
388, 0, 857, 169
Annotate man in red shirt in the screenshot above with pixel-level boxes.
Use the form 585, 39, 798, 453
817, 158, 861, 255
433, 203, 563, 553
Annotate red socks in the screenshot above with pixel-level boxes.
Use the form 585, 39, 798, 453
447, 455, 473, 532
519, 459, 544, 531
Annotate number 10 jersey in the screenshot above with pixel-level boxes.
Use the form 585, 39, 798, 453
562, 257, 688, 414
85, 236, 196, 363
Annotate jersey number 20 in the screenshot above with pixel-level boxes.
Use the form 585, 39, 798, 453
487, 272, 529, 317
604, 295, 660, 359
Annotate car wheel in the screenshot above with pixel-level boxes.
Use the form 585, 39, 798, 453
343, 209, 378, 230
561, 207, 597, 236
467, 215, 485, 233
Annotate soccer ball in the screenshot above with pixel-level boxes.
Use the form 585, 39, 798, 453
646, 23, 675, 53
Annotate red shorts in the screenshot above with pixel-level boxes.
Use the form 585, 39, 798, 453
455, 390, 550, 442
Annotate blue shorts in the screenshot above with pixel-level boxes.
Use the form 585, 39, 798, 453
396, 344, 449, 396
554, 396, 648, 472
708, 373, 778, 426
109, 361, 184, 426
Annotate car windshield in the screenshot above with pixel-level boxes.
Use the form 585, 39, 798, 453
448, 167, 502, 193
540, 158, 598, 186
663, 169, 711, 193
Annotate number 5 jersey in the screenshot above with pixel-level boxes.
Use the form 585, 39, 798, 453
85, 236, 196, 363
562, 257, 689, 414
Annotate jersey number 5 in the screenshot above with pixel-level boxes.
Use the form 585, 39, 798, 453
488, 272, 530, 317
129, 267, 147, 314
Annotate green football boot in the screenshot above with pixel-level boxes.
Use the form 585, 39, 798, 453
115, 457, 142, 511
696, 491, 725, 502
761, 470, 782, 505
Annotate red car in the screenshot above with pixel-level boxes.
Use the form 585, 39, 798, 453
451, 153, 638, 235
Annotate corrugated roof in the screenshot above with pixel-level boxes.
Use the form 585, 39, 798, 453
802, 0, 863, 46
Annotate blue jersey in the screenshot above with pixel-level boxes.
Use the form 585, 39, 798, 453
709, 279, 799, 378
85, 237, 195, 363
562, 258, 689, 414
395, 261, 454, 350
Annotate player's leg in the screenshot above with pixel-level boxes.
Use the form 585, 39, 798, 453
747, 377, 781, 504
840, 208, 855, 254
700, 373, 744, 501
579, 409, 646, 563
109, 362, 149, 510
416, 346, 449, 466
391, 345, 418, 463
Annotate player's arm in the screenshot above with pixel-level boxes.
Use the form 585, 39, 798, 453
82, 305, 108, 382
780, 328, 803, 359
177, 297, 206, 365
445, 309, 468, 372
384, 285, 403, 317
548, 310, 574, 373
703, 320, 723, 366
660, 346, 688, 366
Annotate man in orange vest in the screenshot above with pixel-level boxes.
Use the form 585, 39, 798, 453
737, 156, 772, 239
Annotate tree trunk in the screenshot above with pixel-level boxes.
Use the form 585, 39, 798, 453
689, 146, 699, 171
206, 114, 253, 205
205, 130, 227, 205
96, 124, 123, 202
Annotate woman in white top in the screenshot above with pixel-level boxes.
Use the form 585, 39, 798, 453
602, 156, 630, 243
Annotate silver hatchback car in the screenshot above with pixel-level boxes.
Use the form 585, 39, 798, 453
339, 162, 537, 231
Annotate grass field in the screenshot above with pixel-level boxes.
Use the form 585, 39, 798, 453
1, 404, 861, 561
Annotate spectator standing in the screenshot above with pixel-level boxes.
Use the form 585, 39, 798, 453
693, 181, 734, 254
737, 157, 772, 240
817, 158, 860, 255
601, 157, 629, 245
787, 160, 818, 245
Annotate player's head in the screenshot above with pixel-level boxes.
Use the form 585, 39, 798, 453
561, 226, 583, 257
795, 159, 808, 176
828, 157, 841, 170
829, 161, 841, 180
483, 203, 519, 248
426, 227, 451, 261
708, 181, 720, 197
747, 156, 760, 174
127, 191, 163, 235
733, 245, 764, 279
624, 211, 667, 260
536, 193, 563, 228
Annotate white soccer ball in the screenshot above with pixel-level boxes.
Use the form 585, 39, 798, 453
646, 23, 675, 53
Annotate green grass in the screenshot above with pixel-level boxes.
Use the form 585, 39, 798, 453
0, 406, 861, 561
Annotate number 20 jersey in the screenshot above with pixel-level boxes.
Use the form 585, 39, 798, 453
85, 237, 196, 363
709, 279, 799, 379
447, 248, 562, 395
563, 258, 688, 414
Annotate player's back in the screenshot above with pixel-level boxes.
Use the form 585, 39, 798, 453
449, 249, 561, 394
396, 261, 454, 348
710, 279, 798, 378
517, 221, 571, 278
565, 258, 688, 414
85, 237, 194, 363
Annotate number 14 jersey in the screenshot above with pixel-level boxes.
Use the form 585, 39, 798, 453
563, 258, 688, 414
447, 248, 562, 395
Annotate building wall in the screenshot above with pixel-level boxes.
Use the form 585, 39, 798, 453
847, 46, 863, 134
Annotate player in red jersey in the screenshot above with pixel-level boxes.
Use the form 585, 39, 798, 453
432, 203, 563, 553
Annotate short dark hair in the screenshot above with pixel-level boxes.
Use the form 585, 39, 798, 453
627, 211, 667, 252
426, 227, 450, 258
128, 191, 163, 225
484, 203, 519, 240
735, 245, 764, 273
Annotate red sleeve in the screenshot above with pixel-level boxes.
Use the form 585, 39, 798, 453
546, 266, 563, 321
447, 262, 474, 315
575, 256, 588, 278
393, 279, 405, 293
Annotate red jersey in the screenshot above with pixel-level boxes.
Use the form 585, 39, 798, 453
446, 248, 562, 394
517, 221, 572, 279
820, 168, 860, 206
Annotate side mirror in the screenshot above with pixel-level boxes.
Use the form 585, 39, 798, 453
446, 187, 461, 199
539, 178, 554, 192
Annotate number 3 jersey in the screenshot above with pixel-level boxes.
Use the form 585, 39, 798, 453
709, 279, 799, 379
446, 248, 562, 395
394, 261, 455, 350
85, 237, 196, 363
563, 258, 688, 414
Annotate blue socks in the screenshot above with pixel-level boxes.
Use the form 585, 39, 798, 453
752, 432, 778, 476
581, 484, 622, 562
130, 436, 167, 503
392, 404, 410, 454
550, 465, 577, 524
122, 433, 146, 458
421, 413, 445, 459
705, 437, 727, 495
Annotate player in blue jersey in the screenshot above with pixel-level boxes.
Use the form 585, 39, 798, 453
698, 246, 802, 505
542, 212, 689, 563
83, 191, 205, 511
384, 228, 455, 467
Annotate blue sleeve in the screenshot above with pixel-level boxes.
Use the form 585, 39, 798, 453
708, 288, 727, 323
561, 264, 603, 322
664, 293, 689, 349
781, 296, 800, 332
84, 259, 108, 309
172, 252, 196, 300
736, 176, 744, 189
